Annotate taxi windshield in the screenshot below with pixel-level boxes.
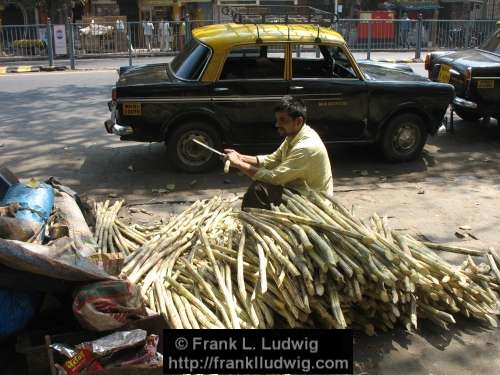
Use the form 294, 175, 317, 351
480, 29, 500, 55
170, 39, 211, 80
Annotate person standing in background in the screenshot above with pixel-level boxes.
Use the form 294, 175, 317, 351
178, 17, 186, 51
115, 19, 126, 52
399, 12, 411, 49
142, 18, 154, 52
159, 19, 171, 52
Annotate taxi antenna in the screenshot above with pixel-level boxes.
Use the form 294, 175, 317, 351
315, 24, 321, 43
255, 24, 262, 44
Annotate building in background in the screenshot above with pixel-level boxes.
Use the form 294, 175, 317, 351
1, 0, 498, 27
483, 0, 499, 18
0, 1, 36, 25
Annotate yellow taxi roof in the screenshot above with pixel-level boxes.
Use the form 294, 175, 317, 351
192, 23, 345, 49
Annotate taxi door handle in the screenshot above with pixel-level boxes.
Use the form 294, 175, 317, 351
290, 86, 304, 90
214, 87, 229, 92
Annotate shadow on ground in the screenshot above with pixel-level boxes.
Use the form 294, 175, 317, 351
354, 317, 498, 375
1, 82, 500, 203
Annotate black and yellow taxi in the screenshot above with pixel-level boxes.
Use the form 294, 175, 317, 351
426, 21, 500, 123
105, 23, 454, 172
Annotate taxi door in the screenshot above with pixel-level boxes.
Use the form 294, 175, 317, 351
289, 44, 368, 142
211, 44, 289, 145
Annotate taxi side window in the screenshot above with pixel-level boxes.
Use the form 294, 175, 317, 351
219, 45, 285, 80
291, 44, 357, 79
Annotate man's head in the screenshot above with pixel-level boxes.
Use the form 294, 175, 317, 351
274, 96, 307, 137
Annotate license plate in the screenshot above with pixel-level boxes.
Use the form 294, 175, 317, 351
123, 102, 141, 116
437, 64, 451, 83
477, 80, 494, 89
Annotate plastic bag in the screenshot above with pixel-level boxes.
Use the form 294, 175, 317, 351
77, 329, 147, 356
50, 343, 77, 359
73, 280, 146, 331
115, 334, 162, 367
61, 348, 104, 374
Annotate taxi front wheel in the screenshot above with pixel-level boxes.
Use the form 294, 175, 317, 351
380, 113, 427, 162
166, 121, 222, 173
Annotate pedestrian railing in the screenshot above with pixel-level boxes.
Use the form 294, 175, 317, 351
338, 19, 497, 52
0, 18, 497, 66
70, 20, 193, 57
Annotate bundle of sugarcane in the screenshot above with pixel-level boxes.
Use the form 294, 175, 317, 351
101, 191, 499, 332
250, 189, 499, 332
94, 200, 153, 254
118, 196, 264, 328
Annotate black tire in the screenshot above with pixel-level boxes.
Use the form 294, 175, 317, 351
380, 113, 427, 162
166, 121, 222, 173
454, 107, 482, 122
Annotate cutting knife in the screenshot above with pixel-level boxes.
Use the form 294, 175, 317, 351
192, 138, 225, 157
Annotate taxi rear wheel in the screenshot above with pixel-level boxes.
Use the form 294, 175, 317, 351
166, 121, 222, 173
380, 113, 427, 162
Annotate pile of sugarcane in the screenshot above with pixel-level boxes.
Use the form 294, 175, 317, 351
93, 191, 500, 332
94, 200, 160, 254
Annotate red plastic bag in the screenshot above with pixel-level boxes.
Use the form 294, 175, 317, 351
73, 281, 146, 331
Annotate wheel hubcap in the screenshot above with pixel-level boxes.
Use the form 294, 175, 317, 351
392, 123, 419, 153
177, 131, 214, 167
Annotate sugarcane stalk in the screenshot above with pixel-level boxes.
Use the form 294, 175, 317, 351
487, 253, 500, 284
199, 228, 240, 328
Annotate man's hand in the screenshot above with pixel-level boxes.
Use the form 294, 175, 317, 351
224, 149, 242, 168
223, 149, 258, 178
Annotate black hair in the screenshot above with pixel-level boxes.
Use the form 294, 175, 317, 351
274, 96, 307, 122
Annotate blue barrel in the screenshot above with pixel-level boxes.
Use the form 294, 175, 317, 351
0, 182, 54, 225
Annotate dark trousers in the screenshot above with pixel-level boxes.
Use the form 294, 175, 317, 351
241, 181, 284, 210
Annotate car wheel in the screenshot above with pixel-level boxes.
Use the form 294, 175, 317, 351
454, 108, 482, 122
166, 121, 222, 173
380, 113, 427, 162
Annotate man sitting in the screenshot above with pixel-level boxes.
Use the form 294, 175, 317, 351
224, 96, 333, 209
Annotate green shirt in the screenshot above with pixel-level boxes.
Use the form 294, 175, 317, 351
254, 124, 333, 196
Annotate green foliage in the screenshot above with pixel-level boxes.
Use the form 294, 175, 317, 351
12, 39, 47, 49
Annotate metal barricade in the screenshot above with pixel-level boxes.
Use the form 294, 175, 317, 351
0, 18, 497, 65
0, 24, 48, 58
336, 18, 497, 53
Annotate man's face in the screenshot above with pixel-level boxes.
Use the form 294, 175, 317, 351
274, 111, 303, 137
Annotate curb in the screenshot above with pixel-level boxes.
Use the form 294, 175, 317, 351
0, 65, 68, 74
39, 66, 68, 72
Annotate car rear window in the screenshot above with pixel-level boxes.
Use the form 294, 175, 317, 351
219, 45, 285, 80
170, 39, 211, 80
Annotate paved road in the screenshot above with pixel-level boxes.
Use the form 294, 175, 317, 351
1, 68, 499, 375
1, 66, 497, 195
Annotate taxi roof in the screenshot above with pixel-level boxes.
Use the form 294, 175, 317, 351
192, 23, 346, 49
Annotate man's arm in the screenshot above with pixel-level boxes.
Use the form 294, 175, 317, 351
224, 149, 259, 166
224, 150, 258, 178
252, 147, 312, 186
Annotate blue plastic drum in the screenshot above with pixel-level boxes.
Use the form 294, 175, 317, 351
0, 182, 54, 225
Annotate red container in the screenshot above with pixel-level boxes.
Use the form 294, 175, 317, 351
358, 10, 395, 40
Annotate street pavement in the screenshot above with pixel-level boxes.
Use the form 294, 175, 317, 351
0, 51, 423, 72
